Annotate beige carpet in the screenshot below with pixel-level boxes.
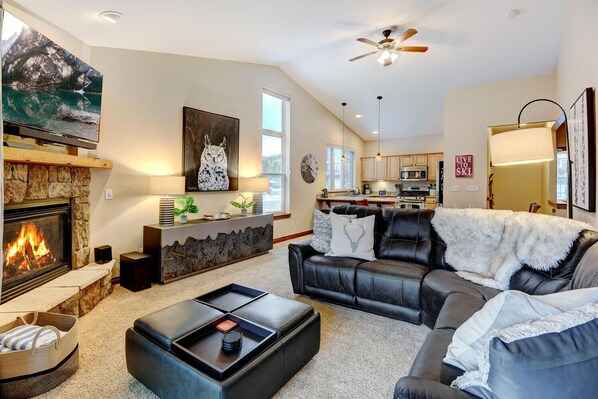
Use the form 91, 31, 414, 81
37, 241, 429, 399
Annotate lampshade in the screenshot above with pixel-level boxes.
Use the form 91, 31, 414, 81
240, 177, 270, 192
149, 176, 185, 195
489, 127, 554, 166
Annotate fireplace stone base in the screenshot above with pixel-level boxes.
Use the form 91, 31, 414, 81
0, 260, 115, 324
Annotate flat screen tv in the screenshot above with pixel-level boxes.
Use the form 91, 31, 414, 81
1, 10, 103, 148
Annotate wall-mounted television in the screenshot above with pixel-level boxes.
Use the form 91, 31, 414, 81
1, 9, 103, 148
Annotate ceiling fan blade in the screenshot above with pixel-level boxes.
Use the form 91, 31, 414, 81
356, 37, 379, 47
396, 46, 428, 53
349, 51, 379, 62
392, 28, 418, 45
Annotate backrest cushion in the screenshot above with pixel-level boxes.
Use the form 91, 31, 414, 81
568, 241, 598, 290
433, 228, 598, 294
377, 208, 434, 266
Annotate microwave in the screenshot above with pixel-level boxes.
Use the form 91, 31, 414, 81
400, 166, 428, 181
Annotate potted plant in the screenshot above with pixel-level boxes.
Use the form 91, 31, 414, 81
174, 196, 199, 223
230, 194, 255, 216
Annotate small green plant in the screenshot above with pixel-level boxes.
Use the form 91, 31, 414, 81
230, 194, 255, 209
174, 196, 199, 216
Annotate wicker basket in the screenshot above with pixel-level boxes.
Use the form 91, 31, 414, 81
0, 311, 78, 384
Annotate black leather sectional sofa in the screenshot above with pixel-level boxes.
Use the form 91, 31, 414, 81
287, 205, 598, 399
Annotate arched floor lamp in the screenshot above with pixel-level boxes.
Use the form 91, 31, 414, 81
489, 99, 572, 219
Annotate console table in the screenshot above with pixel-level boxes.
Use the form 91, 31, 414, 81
143, 214, 273, 284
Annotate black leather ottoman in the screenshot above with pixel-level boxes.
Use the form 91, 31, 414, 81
126, 293, 320, 399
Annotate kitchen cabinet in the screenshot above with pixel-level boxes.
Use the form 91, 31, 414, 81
400, 154, 428, 166
427, 153, 444, 181
361, 157, 387, 180
425, 196, 437, 210
361, 158, 375, 181
388, 156, 401, 180
414, 155, 427, 166
375, 157, 388, 180
400, 155, 413, 166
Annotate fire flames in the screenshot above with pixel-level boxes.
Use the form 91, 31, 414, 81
3, 223, 56, 279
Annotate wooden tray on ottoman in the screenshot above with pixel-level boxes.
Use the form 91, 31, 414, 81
194, 284, 267, 312
172, 314, 276, 380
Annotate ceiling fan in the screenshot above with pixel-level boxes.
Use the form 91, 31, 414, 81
349, 27, 428, 66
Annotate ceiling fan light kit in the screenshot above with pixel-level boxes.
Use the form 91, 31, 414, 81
350, 27, 428, 66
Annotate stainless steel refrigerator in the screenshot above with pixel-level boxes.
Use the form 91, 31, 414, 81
436, 161, 444, 205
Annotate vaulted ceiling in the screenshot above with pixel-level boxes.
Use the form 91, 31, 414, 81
10, 0, 570, 141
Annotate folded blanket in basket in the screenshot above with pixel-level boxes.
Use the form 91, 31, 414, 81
0, 325, 65, 352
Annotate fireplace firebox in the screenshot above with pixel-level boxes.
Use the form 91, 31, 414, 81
2, 200, 71, 304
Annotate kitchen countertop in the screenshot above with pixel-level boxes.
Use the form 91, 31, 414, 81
317, 194, 399, 202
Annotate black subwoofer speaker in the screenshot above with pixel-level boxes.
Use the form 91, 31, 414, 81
94, 245, 112, 264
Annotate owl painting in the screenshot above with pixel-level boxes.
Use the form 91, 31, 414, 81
183, 107, 239, 192
197, 134, 230, 191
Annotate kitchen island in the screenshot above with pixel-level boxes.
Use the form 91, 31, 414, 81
316, 194, 398, 209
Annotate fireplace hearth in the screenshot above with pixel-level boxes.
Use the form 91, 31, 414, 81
2, 200, 71, 303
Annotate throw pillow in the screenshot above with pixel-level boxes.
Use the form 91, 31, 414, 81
310, 209, 356, 253
443, 287, 598, 372
453, 303, 598, 399
326, 213, 376, 261
0, 325, 65, 351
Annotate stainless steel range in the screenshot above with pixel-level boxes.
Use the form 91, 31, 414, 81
396, 186, 430, 209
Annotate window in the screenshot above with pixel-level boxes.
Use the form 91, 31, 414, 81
262, 89, 290, 213
326, 145, 355, 191
556, 150, 568, 202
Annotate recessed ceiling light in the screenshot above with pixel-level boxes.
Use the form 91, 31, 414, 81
506, 9, 519, 19
355, 114, 362, 118
99, 11, 123, 23
372, 131, 378, 135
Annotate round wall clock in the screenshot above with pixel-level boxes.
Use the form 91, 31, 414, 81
301, 154, 319, 183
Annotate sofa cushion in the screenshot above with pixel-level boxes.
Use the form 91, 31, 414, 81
377, 209, 434, 266
444, 288, 598, 374
355, 259, 429, 310
310, 209, 356, 253
328, 214, 376, 261
332, 205, 383, 255
420, 269, 500, 328
303, 255, 362, 296
434, 293, 486, 331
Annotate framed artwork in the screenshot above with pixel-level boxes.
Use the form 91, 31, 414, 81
455, 154, 473, 178
182, 107, 239, 192
568, 88, 595, 212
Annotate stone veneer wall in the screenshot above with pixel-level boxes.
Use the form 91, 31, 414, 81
4, 162, 91, 269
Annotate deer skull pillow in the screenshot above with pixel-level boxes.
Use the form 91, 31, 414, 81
327, 213, 376, 261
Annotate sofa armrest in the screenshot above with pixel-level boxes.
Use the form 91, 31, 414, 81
288, 241, 319, 295
394, 376, 478, 399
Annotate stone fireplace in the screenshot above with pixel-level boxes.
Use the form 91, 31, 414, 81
2, 162, 97, 306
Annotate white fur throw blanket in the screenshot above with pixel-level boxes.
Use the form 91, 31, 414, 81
431, 208, 592, 290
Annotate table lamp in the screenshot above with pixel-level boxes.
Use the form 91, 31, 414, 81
240, 177, 270, 214
149, 176, 186, 226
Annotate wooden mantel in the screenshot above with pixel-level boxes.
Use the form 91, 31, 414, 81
3, 147, 113, 169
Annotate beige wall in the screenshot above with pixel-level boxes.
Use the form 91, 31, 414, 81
444, 74, 556, 209
5, 6, 364, 269
87, 47, 363, 263
556, 0, 598, 227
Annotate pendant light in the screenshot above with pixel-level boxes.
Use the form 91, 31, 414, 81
341, 102, 347, 163
375, 96, 383, 160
